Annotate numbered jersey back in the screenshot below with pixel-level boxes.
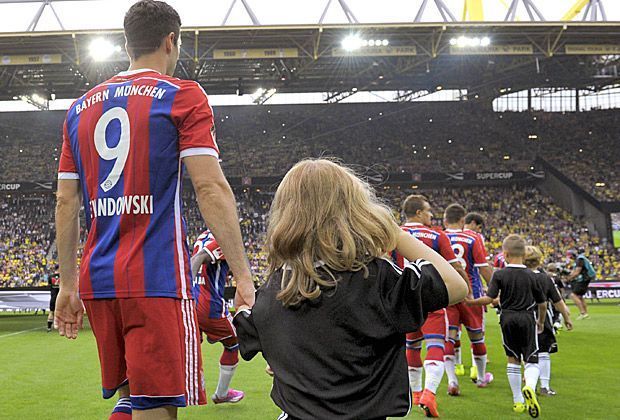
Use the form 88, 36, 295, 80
444, 229, 488, 298
58, 69, 219, 300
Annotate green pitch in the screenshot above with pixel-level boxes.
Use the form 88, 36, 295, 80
613, 230, 620, 248
2, 303, 619, 419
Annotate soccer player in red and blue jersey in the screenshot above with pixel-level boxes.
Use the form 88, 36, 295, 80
394, 195, 469, 417
443, 204, 495, 395
191, 229, 244, 405
494, 252, 507, 269
54, 2, 254, 419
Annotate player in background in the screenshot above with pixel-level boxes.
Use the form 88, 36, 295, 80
468, 235, 547, 418
524, 246, 573, 396
47, 265, 60, 332
443, 204, 495, 395
191, 229, 244, 404
494, 252, 507, 268
54, 2, 254, 419
463, 212, 493, 380
394, 195, 469, 417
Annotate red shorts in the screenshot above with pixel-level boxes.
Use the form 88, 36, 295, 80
447, 303, 485, 334
406, 309, 448, 347
84, 298, 206, 410
197, 313, 237, 344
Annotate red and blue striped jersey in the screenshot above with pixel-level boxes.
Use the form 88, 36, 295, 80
58, 69, 219, 300
445, 229, 489, 298
494, 252, 507, 268
192, 230, 229, 319
394, 222, 458, 268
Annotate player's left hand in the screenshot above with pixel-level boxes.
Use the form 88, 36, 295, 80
564, 319, 573, 331
54, 288, 84, 339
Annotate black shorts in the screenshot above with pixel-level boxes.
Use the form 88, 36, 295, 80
499, 311, 539, 363
49, 287, 60, 311
571, 280, 590, 296
538, 325, 557, 354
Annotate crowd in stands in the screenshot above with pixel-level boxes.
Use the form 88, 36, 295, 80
0, 194, 56, 288
2, 183, 618, 289
0, 105, 617, 200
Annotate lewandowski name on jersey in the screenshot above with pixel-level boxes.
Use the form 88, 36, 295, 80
89, 195, 154, 218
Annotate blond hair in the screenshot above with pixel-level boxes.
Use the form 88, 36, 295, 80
502, 234, 526, 258
266, 159, 398, 307
524, 245, 543, 269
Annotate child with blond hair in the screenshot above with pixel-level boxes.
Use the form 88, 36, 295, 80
234, 159, 467, 420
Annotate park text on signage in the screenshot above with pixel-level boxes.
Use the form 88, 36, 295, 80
449, 44, 533, 55
213, 48, 299, 59
564, 44, 620, 55
332, 46, 417, 57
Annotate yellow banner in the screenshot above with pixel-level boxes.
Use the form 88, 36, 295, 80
332, 46, 417, 57
1, 54, 62, 65
213, 48, 298, 59
450, 44, 533, 55
565, 44, 620, 55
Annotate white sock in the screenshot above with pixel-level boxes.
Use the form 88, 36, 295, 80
507, 363, 525, 403
215, 364, 237, 398
423, 360, 444, 394
538, 353, 551, 388
444, 356, 458, 385
474, 354, 487, 381
524, 362, 540, 390
408, 367, 423, 392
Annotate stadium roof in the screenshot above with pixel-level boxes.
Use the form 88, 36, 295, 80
0, 22, 618, 103
0, 0, 619, 32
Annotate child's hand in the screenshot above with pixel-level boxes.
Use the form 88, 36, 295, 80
536, 321, 544, 334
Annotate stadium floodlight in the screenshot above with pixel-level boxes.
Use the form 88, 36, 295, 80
89, 38, 122, 62
451, 36, 491, 48
381, 39, 389, 46
341, 34, 363, 51
375, 40, 382, 46
368, 40, 376, 47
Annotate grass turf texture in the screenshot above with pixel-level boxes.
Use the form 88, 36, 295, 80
1, 303, 619, 419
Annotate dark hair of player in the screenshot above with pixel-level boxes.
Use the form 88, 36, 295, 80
402, 194, 428, 218
444, 203, 466, 224
124, 0, 181, 60
465, 212, 485, 227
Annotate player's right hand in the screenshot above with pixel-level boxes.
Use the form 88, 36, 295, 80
564, 319, 573, 331
54, 288, 84, 340
234, 274, 256, 309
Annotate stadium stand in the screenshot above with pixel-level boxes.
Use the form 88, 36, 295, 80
0, 106, 617, 201
2, 184, 617, 289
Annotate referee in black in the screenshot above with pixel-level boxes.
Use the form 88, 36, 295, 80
47, 265, 60, 332
467, 234, 547, 418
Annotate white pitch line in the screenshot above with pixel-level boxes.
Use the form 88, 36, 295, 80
0, 326, 45, 339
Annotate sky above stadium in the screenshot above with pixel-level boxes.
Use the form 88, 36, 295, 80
0, 0, 618, 32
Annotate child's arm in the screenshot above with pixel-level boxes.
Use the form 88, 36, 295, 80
536, 302, 547, 333
553, 300, 573, 330
395, 227, 468, 305
467, 295, 494, 306
232, 306, 262, 361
